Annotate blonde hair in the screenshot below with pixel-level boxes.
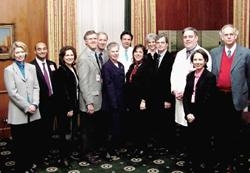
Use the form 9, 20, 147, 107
9, 41, 28, 59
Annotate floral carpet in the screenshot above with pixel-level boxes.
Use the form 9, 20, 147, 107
1, 127, 250, 173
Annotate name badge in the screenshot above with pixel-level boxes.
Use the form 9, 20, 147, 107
50, 65, 56, 71
96, 74, 101, 81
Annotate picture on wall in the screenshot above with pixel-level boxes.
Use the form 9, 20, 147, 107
0, 23, 14, 60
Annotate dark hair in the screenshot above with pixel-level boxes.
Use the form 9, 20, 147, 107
59, 46, 77, 66
120, 31, 133, 40
190, 49, 209, 68
156, 32, 169, 44
83, 30, 96, 40
132, 44, 146, 63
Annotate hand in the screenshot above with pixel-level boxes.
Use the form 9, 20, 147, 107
87, 104, 95, 114
187, 113, 195, 123
140, 100, 146, 110
27, 104, 37, 114
164, 101, 171, 109
172, 90, 183, 100
67, 110, 73, 117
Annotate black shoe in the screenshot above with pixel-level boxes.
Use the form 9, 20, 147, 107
81, 155, 101, 165
25, 168, 38, 173
102, 152, 112, 162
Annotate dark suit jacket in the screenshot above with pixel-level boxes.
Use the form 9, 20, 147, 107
148, 51, 175, 110
55, 64, 79, 130
183, 69, 216, 125
210, 44, 250, 110
125, 60, 150, 111
30, 59, 57, 117
55, 64, 79, 115
101, 59, 125, 112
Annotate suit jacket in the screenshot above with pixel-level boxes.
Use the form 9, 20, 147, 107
148, 50, 175, 110
101, 50, 109, 65
183, 69, 216, 125
76, 47, 102, 112
125, 61, 150, 111
210, 44, 250, 110
171, 45, 211, 126
30, 58, 57, 117
4, 62, 41, 125
55, 64, 79, 114
101, 59, 125, 112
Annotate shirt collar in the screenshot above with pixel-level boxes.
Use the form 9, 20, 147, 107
225, 43, 237, 54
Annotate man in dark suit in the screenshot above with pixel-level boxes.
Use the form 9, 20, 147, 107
30, 42, 57, 166
147, 32, 175, 151
210, 24, 250, 172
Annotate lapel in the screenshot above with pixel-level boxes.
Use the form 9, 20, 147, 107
231, 45, 242, 71
216, 47, 224, 71
196, 69, 207, 89
33, 59, 44, 79
85, 48, 100, 71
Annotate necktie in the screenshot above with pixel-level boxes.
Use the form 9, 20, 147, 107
155, 54, 160, 69
42, 63, 52, 96
125, 49, 129, 61
227, 50, 231, 57
186, 50, 191, 59
99, 52, 103, 65
95, 53, 101, 70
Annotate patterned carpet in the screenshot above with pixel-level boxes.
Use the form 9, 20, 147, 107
1, 130, 250, 173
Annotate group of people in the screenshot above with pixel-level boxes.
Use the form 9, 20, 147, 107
3, 24, 250, 173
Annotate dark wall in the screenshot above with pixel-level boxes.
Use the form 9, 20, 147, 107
156, 0, 233, 30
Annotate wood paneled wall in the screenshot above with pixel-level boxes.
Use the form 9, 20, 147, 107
156, 0, 233, 30
0, 0, 47, 138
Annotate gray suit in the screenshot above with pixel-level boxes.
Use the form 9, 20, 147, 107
4, 62, 41, 125
76, 47, 102, 112
210, 44, 250, 167
210, 44, 250, 111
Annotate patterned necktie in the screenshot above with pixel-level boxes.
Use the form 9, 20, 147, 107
227, 50, 231, 57
186, 50, 191, 59
42, 63, 52, 96
129, 63, 139, 82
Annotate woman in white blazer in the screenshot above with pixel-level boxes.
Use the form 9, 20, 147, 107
4, 41, 41, 173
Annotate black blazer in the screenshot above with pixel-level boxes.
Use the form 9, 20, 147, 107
148, 51, 175, 109
30, 59, 57, 116
125, 61, 150, 111
183, 69, 216, 123
55, 64, 79, 114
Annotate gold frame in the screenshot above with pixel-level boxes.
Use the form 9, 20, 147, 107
0, 23, 14, 60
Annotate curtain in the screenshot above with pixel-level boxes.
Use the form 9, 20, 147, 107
76, 0, 125, 55
131, 0, 156, 45
233, 0, 250, 48
47, 0, 76, 64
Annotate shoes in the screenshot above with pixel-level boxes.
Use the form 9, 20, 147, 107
57, 158, 71, 168
102, 152, 112, 162
81, 154, 101, 164
25, 167, 38, 173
